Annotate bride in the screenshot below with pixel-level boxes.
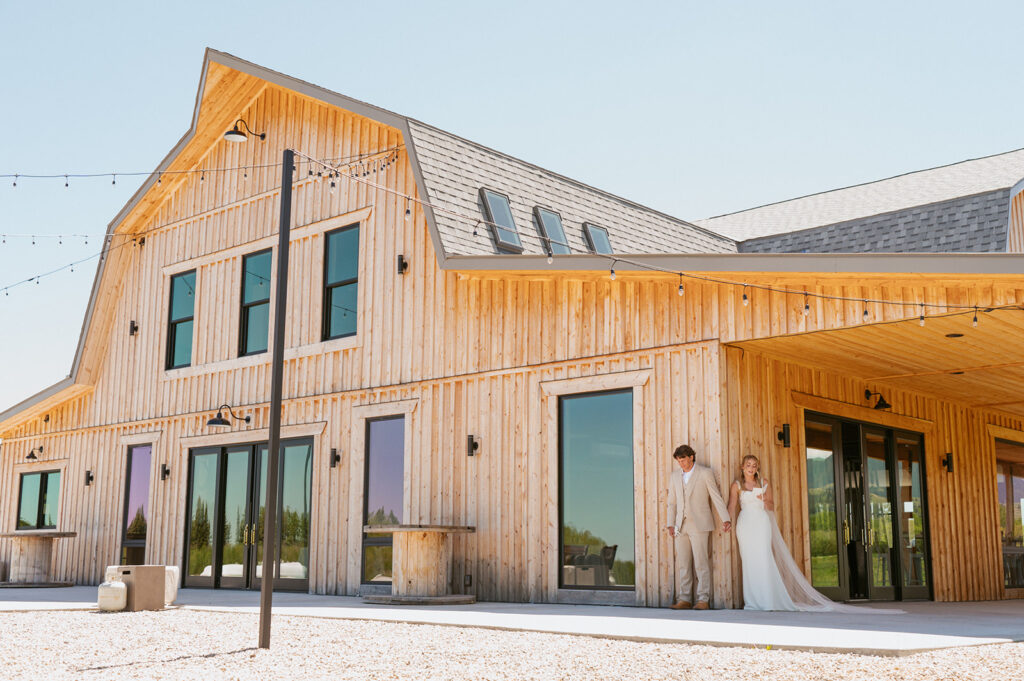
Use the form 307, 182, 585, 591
727, 454, 869, 612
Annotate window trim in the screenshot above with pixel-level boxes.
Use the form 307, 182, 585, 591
583, 222, 613, 255
166, 269, 196, 370
16, 469, 62, 531
479, 188, 524, 254
321, 223, 360, 342
533, 206, 571, 256
239, 248, 273, 357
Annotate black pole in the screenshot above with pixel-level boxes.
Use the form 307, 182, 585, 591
259, 148, 293, 649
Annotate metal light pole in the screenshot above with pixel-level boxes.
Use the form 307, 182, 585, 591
259, 148, 293, 649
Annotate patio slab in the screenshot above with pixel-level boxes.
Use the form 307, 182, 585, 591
1, 586, 1022, 656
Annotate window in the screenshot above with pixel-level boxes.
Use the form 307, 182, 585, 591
166, 270, 196, 369
323, 224, 359, 341
240, 249, 272, 356
363, 416, 405, 583
583, 223, 613, 254
479, 188, 524, 253
17, 470, 61, 530
559, 390, 634, 590
121, 445, 152, 565
996, 439, 1024, 589
533, 207, 571, 256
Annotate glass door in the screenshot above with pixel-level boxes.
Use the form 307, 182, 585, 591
862, 428, 897, 600
219, 446, 254, 589
894, 432, 930, 599
804, 417, 846, 601
251, 440, 313, 591
184, 448, 220, 588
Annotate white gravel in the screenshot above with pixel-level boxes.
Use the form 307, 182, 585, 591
2, 609, 1022, 681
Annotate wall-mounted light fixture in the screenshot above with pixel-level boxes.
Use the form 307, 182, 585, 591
776, 423, 791, 448
160, 463, 171, 481
467, 435, 480, 457
224, 119, 266, 143
42, 414, 49, 423
330, 448, 341, 468
26, 446, 42, 461
84, 470, 94, 486
865, 389, 891, 410
129, 320, 139, 336
942, 452, 954, 473
207, 404, 252, 428
397, 254, 409, 275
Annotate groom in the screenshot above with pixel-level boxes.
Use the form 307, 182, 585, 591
666, 444, 731, 610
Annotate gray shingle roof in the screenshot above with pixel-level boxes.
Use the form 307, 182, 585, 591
407, 121, 736, 258
697, 148, 1024, 241
739, 189, 1011, 253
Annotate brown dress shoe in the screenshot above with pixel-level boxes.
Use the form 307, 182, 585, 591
693, 601, 710, 610
669, 600, 692, 610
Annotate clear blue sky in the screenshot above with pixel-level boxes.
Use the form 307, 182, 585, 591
2, 1, 1023, 411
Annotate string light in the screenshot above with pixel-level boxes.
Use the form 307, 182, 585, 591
919, 304, 926, 326
677, 274, 684, 297
742, 285, 749, 306
803, 293, 810, 316
973, 307, 979, 327
609, 260, 617, 281
862, 301, 869, 322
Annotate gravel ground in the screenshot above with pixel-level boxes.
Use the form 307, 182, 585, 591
2, 609, 1022, 681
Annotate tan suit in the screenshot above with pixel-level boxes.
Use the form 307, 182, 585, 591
667, 464, 729, 603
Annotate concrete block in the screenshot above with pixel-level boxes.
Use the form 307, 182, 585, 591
98, 581, 127, 612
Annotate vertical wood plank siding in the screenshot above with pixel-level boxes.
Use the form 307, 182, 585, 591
2, 73, 1023, 605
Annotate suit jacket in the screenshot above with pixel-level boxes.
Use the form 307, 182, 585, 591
666, 464, 730, 533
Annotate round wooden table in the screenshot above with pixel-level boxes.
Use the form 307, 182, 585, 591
362, 525, 475, 605
0, 530, 76, 587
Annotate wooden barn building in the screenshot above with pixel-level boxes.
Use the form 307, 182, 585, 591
2, 49, 1023, 608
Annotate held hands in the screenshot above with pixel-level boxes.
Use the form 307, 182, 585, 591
721, 521, 732, 533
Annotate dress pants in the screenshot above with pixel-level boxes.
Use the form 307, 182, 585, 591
675, 521, 711, 603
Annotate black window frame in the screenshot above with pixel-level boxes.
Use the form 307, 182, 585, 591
239, 248, 273, 357
166, 269, 196, 370
533, 206, 572, 256
322, 223, 360, 342
361, 414, 406, 585
16, 469, 61, 531
479, 188, 524, 254
583, 222, 614, 255
120, 444, 153, 564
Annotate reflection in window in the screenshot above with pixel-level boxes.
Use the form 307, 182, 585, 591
363, 416, 405, 583
479, 188, 523, 253
17, 471, 60, 530
805, 420, 839, 588
167, 270, 196, 369
583, 223, 613, 254
996, 439, 1024, 589
534, 207, 571, 255
121, 445, 152, 565
895, 435, 927, 588
323, 224, 359, 340
240, 249, 272, 355
559, 390, 634, 589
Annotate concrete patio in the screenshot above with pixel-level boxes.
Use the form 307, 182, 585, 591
1, 586, 1021, 656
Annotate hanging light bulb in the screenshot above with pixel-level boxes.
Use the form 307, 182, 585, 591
919, 304, 925, 326
546, 254, 554, 265
609, 261, 617, 281
200, 170, 205, 182
12, 174, 17, 188
678, 274, 685, 296
157, 173, 162, 185
405, 198, 412, 221
803, 294, 810, 316
65, 175, 69, 188
112, 174, 116, 186
862, 301, 869, 322
972, 307, 979, 328
742, 285, 749, 306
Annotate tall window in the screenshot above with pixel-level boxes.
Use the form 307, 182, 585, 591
996, 439, 1024, 589
240, 249, 272, 356
559, 390, 634, 590
17, 470, 61, 530
583, 223, 613, 254
323, 224, 359, 341
121, 445, 153, 565
533, 207, 571, 256
166, 270, 196, 369
363, 416, 405, 583
479, 188, 524, 253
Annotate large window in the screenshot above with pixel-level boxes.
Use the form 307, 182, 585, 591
363, 416, 405, 583
996, 439, 1024, 589
240, 249, 272, 356
583, 223, 613, 254
323, 224, 359, 341
533, 206, 571, 256
17, 470, 61, 530
479, 188, 524, 253
166, 270, 196, 369
121, 445, 153, 565
559, 390, 635, 590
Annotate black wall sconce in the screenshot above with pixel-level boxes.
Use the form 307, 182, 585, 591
467, 435, 480, 457
129, 320, 139, 336
26, 446, 42, 461
330, 448, 341, 468
397, 254, 409, 275
942, 452, 954, 473
160, 463, 171, 481
776, 424, 791, 448
207, 404, 252, 428
43, 414, 50, 423
84, 470, 94, 486
865, 389, 891, 410
223, 118, 266, 143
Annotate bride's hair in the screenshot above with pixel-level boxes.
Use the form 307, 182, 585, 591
739, 454, 762, 487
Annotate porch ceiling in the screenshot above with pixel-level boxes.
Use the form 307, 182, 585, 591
727, 306, 1024, 418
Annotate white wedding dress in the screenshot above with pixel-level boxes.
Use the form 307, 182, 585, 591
736, 485, 871, 613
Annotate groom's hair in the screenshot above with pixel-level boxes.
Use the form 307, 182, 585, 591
673, 444, 695, 460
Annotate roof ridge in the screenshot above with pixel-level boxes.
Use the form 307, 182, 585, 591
701, 146, 1024, 222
